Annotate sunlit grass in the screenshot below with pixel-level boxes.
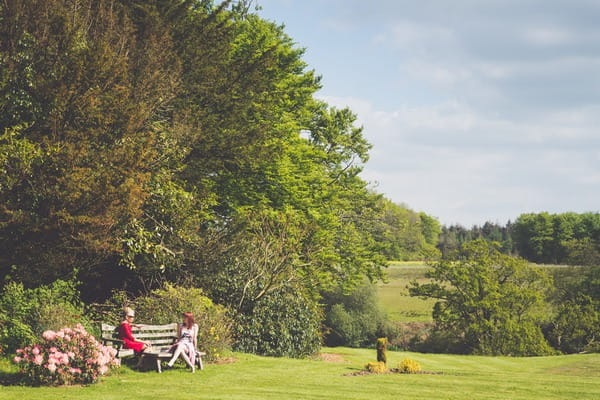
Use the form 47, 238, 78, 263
2, 348, 599, 400
378, 261, 435, 322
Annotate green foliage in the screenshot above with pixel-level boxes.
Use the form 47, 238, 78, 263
546, 298, 599, 353
198, 207, 311, 310
372, 198, 441, 261
438, 222, 514, 258
512, 212, 600, 265
0, 125, 42, 193
0, 0, 389, 317
132, 284, 233, 362
0, 280, 90, 354
546, 266, 600, 353
0, 0, 180, 294
322, 282, 390, 348
0, 0, 397, 360
440, 212, 600, 266
233, 286, 322, 358
409, 240, 554, 355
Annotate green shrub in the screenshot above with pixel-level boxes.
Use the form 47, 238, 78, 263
545, 298, 599, 354
365, 361, 387, 373
475, 319, 556, 356
85, 289, 131, 326
398, 358, 421, 373
322, 282, 389, 347
0, 280, 91, 354
234, 287, 322, 358
133, 284, 233, 362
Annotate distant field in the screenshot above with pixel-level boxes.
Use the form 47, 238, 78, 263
2, 348, 599, 400
377, 261, 436, 322
377, 261, 587, 323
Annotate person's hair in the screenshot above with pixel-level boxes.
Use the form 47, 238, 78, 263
123, 307, 135, 318
183, 312, 194, 329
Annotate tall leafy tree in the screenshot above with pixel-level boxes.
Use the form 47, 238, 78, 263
410, 240, 554, 355
0, 0, 181, 291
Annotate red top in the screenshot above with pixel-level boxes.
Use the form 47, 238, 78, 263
118, 322, 145, 352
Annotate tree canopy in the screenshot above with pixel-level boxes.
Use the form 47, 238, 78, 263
0, 2, 445, 357
410, 240, 554, 355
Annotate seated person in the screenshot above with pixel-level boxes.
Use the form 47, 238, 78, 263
118, 307, 149, 353
167, 312, 198, 372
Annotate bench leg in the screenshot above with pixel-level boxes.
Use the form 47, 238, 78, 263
197, 355, 203, 371
156, 357, 162, 373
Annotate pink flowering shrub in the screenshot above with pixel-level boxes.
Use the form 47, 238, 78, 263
13, 324, 119, 385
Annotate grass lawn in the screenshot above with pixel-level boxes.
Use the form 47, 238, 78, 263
1, 348, 599, 400
377, 261, 436, 322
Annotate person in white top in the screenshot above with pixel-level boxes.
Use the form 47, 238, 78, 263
167, 312, 198, 372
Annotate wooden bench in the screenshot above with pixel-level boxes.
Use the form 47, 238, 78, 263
100, 323, 205, 373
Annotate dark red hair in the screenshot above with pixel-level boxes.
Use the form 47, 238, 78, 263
183, 312, 194, 329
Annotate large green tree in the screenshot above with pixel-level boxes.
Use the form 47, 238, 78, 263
410, 240, 554, 355
1, 0, 389, 316
0, 0, 181, 292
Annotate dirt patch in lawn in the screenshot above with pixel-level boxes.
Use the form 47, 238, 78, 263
344, 368, 443, 376
318, 353, 348, 363
213, 357, 237, 365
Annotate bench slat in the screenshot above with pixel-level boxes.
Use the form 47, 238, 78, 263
129, 332, 177, 339
132, 323, 178, 331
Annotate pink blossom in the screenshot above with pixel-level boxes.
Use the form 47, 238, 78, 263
32, 346, 40, 355
13, 356, 22, 363
49, 347, 58, 353
47, 364, 57, 373
56, 331, 65, 339
16, 348, 23, 355
33, 354, 44, 365
67, 351, 75, 358
42, 330, 57, 341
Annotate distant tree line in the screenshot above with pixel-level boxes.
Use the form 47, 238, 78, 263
438, 212, 600, 266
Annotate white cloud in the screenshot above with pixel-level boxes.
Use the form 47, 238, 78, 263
523, 27, 575, 46
321, 95, 600, 225
260, 0, 600, 225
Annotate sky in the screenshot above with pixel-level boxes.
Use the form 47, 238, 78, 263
257, 0, 600, 226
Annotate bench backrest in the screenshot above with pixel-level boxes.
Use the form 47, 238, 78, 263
101, 323, 179, 348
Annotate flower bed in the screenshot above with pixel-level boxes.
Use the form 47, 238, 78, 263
13, 324, 119, 385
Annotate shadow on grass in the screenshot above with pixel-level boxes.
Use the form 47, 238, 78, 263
0, 368, 24, 386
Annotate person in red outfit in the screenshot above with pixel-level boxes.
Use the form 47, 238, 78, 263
118, 307, 149, 353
